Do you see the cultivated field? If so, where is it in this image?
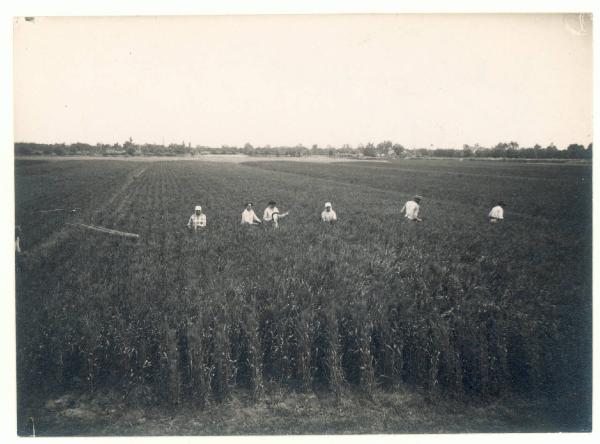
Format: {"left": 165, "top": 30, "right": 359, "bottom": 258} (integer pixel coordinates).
{"left": 14, "top": 158, "right": 592, "bottom": 434}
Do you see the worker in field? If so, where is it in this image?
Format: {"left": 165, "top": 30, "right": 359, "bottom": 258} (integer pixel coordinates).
{"left": 241, "top": 202, "right": 262, "bottom": 225}
{"left": 15, "top": 225, "right": 22, "bottom": 254}
{"left": 263, "top": 201, "right": 289, "bottom": 228}
{"left": 321, "top": 202, "right": 337, "bottom": 224}
{"left": 401, "top": 195, "right": 423, "bottom": 222}
{"left": 488, "top": 201, "right": 506, "bottom": 223}
{"left": 187, "top": 205, "right": 207, "bottom": 230}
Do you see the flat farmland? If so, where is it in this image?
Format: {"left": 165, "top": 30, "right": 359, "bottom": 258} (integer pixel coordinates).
{"left": 14, "top": 158, "right": 592, "bottom": 434}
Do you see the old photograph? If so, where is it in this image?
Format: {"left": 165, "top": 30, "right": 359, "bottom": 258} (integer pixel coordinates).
{"left": 12, "top": 12, "right": 593, "bottom": 436}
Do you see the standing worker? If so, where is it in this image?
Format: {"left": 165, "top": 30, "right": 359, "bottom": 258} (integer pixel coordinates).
{"left": 401, "top": 195, "right": 423, "bottom": 222}
{"left": 241, "top": 202, "right": 262, "bottom": 225}
{"left": 488, "top": 201, "right": 506, "bottom": 223}
{"left": 15, "top": 225, "right": 22, "bottom": 254}
{"left": 263, "top": 201, "right": 289, "bottom": 228}
{"left": 321, "top": 202, "right": 337, "bottom": 224}
{"left": 187, "top": 205, "right": 207, "bottom": 230}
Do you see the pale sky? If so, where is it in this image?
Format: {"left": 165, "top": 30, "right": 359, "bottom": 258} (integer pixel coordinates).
{"left": 13, "top": 14, "right": 593, "bottom": 149}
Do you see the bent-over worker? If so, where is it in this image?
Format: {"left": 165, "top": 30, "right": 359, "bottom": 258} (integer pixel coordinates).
{"left": 489, "top": 201, "right": 506, "bottom": 223}
{"left": 401, "top": 195, "right": 423, "bottom": 222}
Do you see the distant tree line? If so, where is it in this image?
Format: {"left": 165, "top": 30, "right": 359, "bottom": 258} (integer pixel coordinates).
{"left": 14, "top": 139, "right": 592, "bottom": 159}
{"left": 457, "top": 142, "right": 592, "bottom": 160}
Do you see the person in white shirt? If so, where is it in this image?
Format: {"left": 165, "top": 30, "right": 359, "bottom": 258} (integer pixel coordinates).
{"left": 241, "top": 202, "right": 262, "bottom": 225}
{"left": 321, "top": 202, "right": 337, "bottom": 224}
{"left": 401, "top": 195, "right": 423, "bottom": 222}
{"left": 187, "top": 205, "right": 206, "bottom": 230}
{"left": 263, "top": 201, "right": 289, "bottom": 228}
{"left": 489, "top": 201, "right": 505, "bottom": 223}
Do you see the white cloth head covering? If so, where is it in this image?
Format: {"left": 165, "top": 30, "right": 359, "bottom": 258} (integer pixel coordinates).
{"left": 324, "top": 202, "right": 332, "bottom": 208}
{"left": 195, "top": 205, "right": 202, "bottom": 211}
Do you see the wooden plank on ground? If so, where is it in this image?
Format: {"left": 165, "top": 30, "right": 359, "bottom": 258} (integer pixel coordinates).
{"left": 66, "top": 222, "right": 140, "bottom": 239}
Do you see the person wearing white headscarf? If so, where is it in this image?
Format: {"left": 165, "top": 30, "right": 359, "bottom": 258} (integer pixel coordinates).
{"left": 489, "top": 201, "right": 506, "bottom": 223}
{"left": 321, "top": 202, "right": 337, "bottom": 223}
{"left": 401, "top": 195, "right": 423, "bottom": 222}
{"left": 187, "top": 205, "right": 206, "bottom": 230}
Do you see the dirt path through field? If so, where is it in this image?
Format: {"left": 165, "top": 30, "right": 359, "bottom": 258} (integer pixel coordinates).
{"left": 104, "top": 166, "right": 147, "bottom": 210}
{"left": 25, "top": 165, "right": 148, "bottom": 258}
